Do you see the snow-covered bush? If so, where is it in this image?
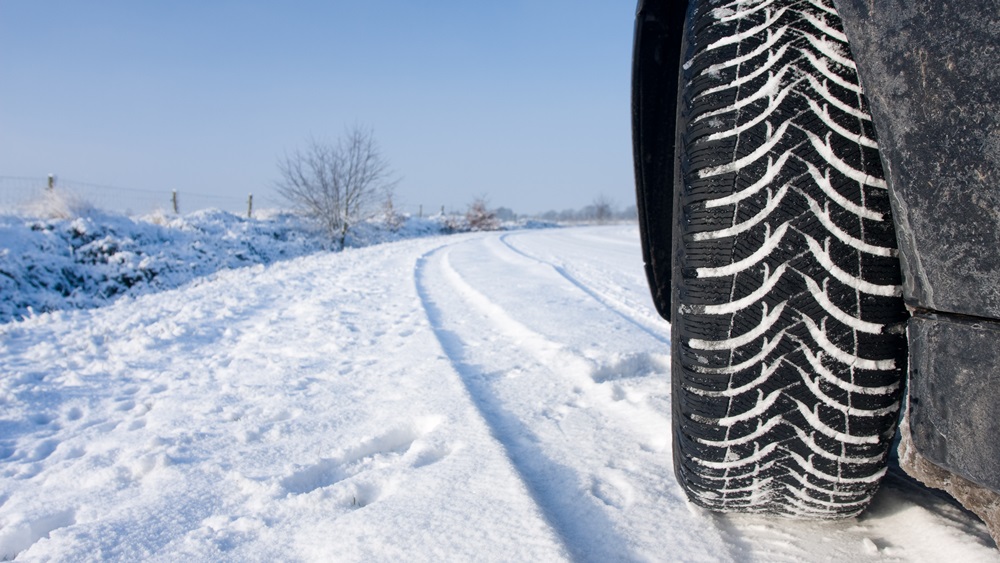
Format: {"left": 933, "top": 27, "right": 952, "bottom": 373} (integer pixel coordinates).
{"left": 22, "top": 189, "right": 96, "bottom": 220}
{"left": 381, "top": 193, "right": 406, "bottom": 232}
{"left": 465, "top": 197, "right": 500, "bottom": 231}
{"left": 0, "top": 209, "right": 325, "bottom": 323}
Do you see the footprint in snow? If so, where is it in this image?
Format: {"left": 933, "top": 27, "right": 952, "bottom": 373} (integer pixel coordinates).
{"left": 278, "top": 417, "right": 450, "bottom": 506}
{"left": 28, "top": 413, "right": 55, "bottom": 426}
{"left": 590, "top": 468, "right": 636, "bottom": 510}
{"left": 115, "top": 400, "right": 136, "bottom": 412}
{"left": 589, "top": 352, "right": 669, "bottom": 384}
{"left": 26, "top": 439, "right": 60, "bottom": 463}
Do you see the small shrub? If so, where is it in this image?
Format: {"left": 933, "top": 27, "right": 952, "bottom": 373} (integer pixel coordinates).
{"left": 25, "top": 190, "right": 95, "bottom": 220}
{"left": 465, "top": 197, "right": 500, "bottom": 231}
{"left": 382, "top": 193, "right": 405, "bottom": 232}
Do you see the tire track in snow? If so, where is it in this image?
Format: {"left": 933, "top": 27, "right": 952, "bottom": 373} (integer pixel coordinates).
{"left": 415, "top": 243, "right": 629, "bottom": 562}
{"left": 498, "top": 233, "right": 669, "bottom": 345}
{"left": 415, "top": 235, "right": 735, "bottom": 562}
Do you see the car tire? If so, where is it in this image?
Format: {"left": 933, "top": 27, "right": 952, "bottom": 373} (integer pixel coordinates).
{"left": 671, "top": 0, "right": 909, "bottom": 517}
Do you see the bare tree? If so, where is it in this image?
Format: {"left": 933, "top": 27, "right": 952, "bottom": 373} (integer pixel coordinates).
{"left": 275, "top": 127, "right": 397, "bottom": 247}
{"left": 592, "top": 194, "right": 614, "bottom": 224}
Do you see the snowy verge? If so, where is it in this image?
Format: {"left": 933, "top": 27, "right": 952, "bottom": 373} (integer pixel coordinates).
{"left": 0, "top": 208, "right": 322, "bottom": 323}
{"left": 0, "top": 205, "right": 545, "bottom": 324}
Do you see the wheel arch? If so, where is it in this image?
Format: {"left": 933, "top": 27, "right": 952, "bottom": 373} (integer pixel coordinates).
{"left": 631, "top": 0, "right": 688, "bottom": 319}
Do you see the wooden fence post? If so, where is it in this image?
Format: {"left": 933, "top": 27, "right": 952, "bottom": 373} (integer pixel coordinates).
{"left": 247, "top": 194, "right": 253, "bottom": 218}
{"left": 47, "top": 174, "right": 54, "bottom": 191}
{"left": 172, "top": 190, "right": 179, "bottom": 214}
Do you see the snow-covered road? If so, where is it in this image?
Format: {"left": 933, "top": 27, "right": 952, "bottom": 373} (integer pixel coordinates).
{"left": 1, "top": 226, "right": 996, "bottom": 561}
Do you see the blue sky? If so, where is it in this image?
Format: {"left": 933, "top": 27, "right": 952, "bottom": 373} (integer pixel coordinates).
{"left": 0, "top": 1, "right": 637, "bottom": 215}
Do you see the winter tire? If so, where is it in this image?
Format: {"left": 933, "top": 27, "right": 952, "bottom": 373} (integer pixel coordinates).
{"left": 636, "top": 0, "right": 910, "bottom": 517}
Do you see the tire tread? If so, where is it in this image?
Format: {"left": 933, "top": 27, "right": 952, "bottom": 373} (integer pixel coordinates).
{"left": 672, "top": 0, "right": 908, "bottom": 518}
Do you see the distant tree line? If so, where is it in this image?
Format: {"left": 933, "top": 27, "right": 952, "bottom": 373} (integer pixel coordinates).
{"left": 461, "top": 194, "right": 638, "bottom": 225}
{"left": 535, "top": 195, "right": 638, "bottom": 224}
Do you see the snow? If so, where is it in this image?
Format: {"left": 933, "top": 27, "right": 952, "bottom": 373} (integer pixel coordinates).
{"left": 0, "top": 206, "right": 461, "bottom": 324}
{"left": 1, "top": 223, "right": 997, "bottom": 561}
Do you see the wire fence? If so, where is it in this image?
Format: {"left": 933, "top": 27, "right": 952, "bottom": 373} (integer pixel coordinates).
{"left": 1, "top": 175, "right": 459, "bottom": 221}
{"left": 0, "top": 175, "right": 536, "bottom": 221}
{"left": 0, "top": 175, "right": 291, "bottom": 217}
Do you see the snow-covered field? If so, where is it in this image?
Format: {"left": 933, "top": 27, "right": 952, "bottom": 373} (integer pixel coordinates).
{"left": 1, "top": 225, "right": 997, "bottom": 561}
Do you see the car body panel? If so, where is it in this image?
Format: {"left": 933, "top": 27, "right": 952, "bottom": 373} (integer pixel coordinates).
{"left": 834, "top": 0, "right": 1000, "bottom": 319}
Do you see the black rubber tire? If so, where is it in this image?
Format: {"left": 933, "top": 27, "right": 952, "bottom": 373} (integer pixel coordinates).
{"left": 672, "top": 0, "right": 909, "bottom": 517}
